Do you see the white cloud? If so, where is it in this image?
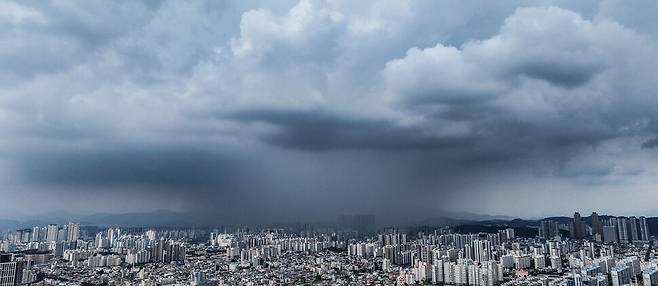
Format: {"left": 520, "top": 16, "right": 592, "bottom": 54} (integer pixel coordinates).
{"left": 0, "top": 2, "right": 47, "bottom": 25}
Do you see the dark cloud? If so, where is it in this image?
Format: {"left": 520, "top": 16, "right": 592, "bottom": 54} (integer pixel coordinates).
{"left": 10, "top": 145, "right": 239, "bottom": 189}
{"left": 1, "top": 0, "right": 658, "bottom": 220}
{"left": 225, "top": 109, "right": 477, "bottom": 150}
{"left": 511, "top": 59, "right": 604, "bottom": 88}
{"left": 642, "top": 138, "right": 658, "bottom": 149}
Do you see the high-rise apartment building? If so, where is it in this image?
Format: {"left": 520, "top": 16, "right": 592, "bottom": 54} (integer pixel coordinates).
{"left": 603, "top": 225, "right": 618, "bottom": 244}
{"left": 540, "top": 220, "right": 560, "bottom": 239}
{"left": 611, "top": 265, "right": 631, "bottom": 286}
{"left": 66, "top": 223, "right": 80, "bottom": 241}
{"left": 571, "top": 212, "right": 584, "bottom": 239}
{"left": 617, "top": 218, "right": 629, "bottom": 242}
{"left": 639, "top": 216, "right": 650, "bottom": 241}
{"left": 591, "top": 212, "right": 602, "bottom": 236}
{"left": 628, "top": 216, "right": 639, "bottom": 241}
{"left": 0, "top": 254, "right": 23, "bottom": 286}
{"left": 46, "top": 224, "right": 59, "bottom": 243}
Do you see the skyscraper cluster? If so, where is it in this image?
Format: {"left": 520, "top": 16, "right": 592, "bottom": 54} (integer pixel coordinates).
{"left": 539, "top": 220, "right": 560, "bottom": 239}
{"left": 571, "top": 212, "right": 585, "bottom": 239}
{"left": 8, "top": 223, "right": 79, "bottom": 245}
{"left": 565, "top": 212, "right": 650, "bottom": 243}
{"left": 606, "top": 216, "right": 650, "bottom": 243}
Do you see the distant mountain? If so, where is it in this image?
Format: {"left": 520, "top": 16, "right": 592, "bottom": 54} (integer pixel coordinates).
{"left": 403, "top": 211, "right": 516, "bottom": 226}
{"left": 451, "top": 224, "right": 539, "bottom": 238}
{"left": 3, "top": 210, "right": 658, "bottom": 237}
{"left": 434, "top": 211, "right": 516, "bottom": 221}
{"left": 406, "top": 217, "right": 476, "bottom": 227}
{"left": 476, "top": 218, "right": 542, "bottom": 227}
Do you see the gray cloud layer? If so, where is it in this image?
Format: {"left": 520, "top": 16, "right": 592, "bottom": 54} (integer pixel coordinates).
{"left": 1, "top": 0, "right": 658, "bottom": 222}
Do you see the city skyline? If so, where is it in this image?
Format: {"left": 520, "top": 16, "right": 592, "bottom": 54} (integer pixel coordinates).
{"left": 2, "top": 1, "right": 658, "bottom": 222}
{"left": 1, "top": 212, "right": 657, "bottom": 285}
{"left": 3, "top": 210, "right": 658, "bottom": 231}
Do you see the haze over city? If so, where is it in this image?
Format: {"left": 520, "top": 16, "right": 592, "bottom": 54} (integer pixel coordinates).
{"left": 2, "top": 0, "right": 658, "bottom": 224}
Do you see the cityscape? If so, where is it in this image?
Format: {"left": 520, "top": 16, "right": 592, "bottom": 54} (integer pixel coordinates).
{"left": 1, "top": 212, "right": 658, "bottom": 285}
{"left": 2, "top": 0, "right": 658, "bottom": 285}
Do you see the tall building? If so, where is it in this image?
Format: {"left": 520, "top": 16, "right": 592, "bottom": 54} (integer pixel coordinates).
{"left": 106, "top": 228, "right": 121, "bottom": 248}
{"left": 504, "top": 228, "right": 515, "bottom": 240}
{"left": 38, "top": 227, "right": 47, "bottom": 242}
{"left": 46, "top": 224, "right": 59, "bottom": 243}
{"left": 57, "top": 228, "right": 67, "bottom": 243}
{"left": 591, "top": 212, "right": 602, "bottom": 236}
{"left": 548, "top": 241, "right": 561, "bottom": 258}
{"left": 66, "top": 223, "right": 80, "bottom": 242}
{"left": 571, "top": 212, "right": 584, "bottom": 239}
{"left": 602, "top": 225, "right": 618, "bottom": 244}
{"left": 431, "top": 261, "right": 443, "bottom": 284}
{"left": 611, "top": 265, "right": 631, "bottom": 286}
{"left": 539, "top": 220, "right": 560, "bottom": 239}
{"left": 628, "top": 216, "right": 639, "bottom": 241}
{"left": 0, "top": 255, "right": 23, "bottom": 286}
{"left": 639, "top": 216, "right": 650, "bottom": 241}
{"left": 30, "top": 227, "right": 40, "bottom": 242}
{"left": 473, "top": 240, "right": 492, "bottom": 263}
{"left": 617, "top": 218, "right": 629, "bottom": 242}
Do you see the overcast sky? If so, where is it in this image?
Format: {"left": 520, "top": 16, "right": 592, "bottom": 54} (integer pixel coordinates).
{"left": 1, "top": 0, "right": 658, "bottom": 223}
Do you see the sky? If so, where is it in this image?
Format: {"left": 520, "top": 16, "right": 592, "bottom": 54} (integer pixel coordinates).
{"left": 1, "top": 0, "right": 658, "bottom": 223}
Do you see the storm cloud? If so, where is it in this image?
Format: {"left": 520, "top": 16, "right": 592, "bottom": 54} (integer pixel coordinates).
{"left": 1, "top": 0, "right": 658, "bottom": 222}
